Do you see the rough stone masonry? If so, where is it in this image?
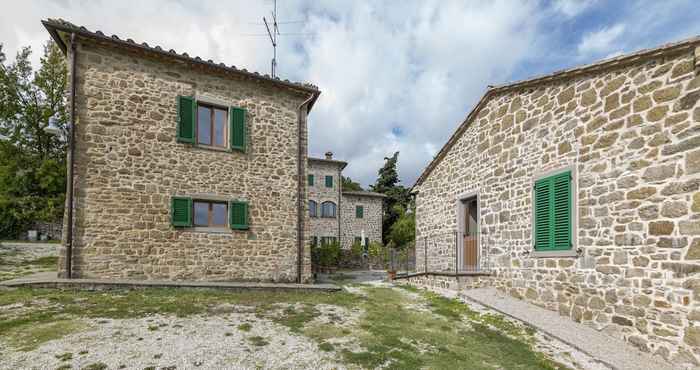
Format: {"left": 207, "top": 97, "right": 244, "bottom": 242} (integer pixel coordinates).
{"left": 47, "top": 21, "right": 317, "bottom": 283}
{"left": 412, "top": 38, "right": 700, "bottom": 366}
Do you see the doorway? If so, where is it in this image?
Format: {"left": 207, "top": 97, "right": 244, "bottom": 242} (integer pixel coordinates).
{"left": 459, "top": 195, "right": 479, "bottom": 271}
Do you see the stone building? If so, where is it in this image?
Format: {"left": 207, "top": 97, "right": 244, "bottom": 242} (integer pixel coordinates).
{"left": 44, "top": 19, "right": 319, "bottom": 283}
{"left": 409, "top": 36, "right": 700, "bottom": 366}
{"left": 307, "top": 152, "right": 384, "bottom": 250}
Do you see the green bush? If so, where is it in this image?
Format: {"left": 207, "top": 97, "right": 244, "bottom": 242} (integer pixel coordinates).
{"left": 319, "top": 240, "right": 341, "bottom": 267}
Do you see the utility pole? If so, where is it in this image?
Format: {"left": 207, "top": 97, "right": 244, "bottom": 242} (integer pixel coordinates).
{"left": 263, "top": 0, "right": 280, "bottom": 78}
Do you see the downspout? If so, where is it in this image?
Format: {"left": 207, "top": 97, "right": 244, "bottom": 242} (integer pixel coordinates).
{"left": 65, "top": 33, "right": 77, "bottom": 279}
{"left": 296, "top": 93, "right": 316, "bottom": 283}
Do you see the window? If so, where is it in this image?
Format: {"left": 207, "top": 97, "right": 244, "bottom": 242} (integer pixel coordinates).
{"left": 170, "top": 197, "right": 248, "bottom": 230}
{"left": 321, "top": 201, "right": 337, "bottom": 218}
{"left": 309, "top": 200, "right": 318, "bottom": 218}
{"left": 197, "top": 103, "right": 228, "bottom": 148}
{"left": 356, "top": 205, "right": 364, "bottom": 218}
{"left": 325, "top": 175, "right": 333, "bottom": 188}
{"left": 176, "top": 96, "right": 246, "bottom": 152}
{"left": 308, "top": 174, "right": 314, "bottom": 186}
{"left": 534, "top": 170, "right": 572, "bottom": 251}
{"left": 194, "top": 200, "right": 228, "bottom": 227}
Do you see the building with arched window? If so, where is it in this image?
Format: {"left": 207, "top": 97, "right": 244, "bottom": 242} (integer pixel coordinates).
{"left": 308, "top": 152, "right": 385, "bottom": 249}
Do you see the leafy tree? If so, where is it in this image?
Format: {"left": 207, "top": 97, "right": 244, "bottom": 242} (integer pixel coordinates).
{"left": 388, "top": 204, "right": 415, "bottom": 249}
{"left": 341, "top": 176, "right": 363, "bottom": 191}
{"left": 370, "top": 152, "right": 412, "bottom": 245}
{"left": 0, "top": 40, "right": 67, "bottom": 238}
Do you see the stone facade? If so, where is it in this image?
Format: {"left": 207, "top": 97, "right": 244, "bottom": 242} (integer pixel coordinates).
{"left": 339, "top": 192, "right": 384, "bottom": 250}
{"left": 49, "top": 22, "right": 317, "bottom": 283}
{"left": 412, "top": 39, "right": 700, "bottom": 366}
{"left": 307, "top": 156, "right": 384, "bottom": 250}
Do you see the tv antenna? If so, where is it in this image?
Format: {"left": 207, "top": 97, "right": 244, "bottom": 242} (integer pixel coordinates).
{"left": 263, "top": 0, "right": 280, "bottom": 78}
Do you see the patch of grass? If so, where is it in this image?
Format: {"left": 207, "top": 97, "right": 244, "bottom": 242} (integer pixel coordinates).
{"left": 55, "top": 365, "right": 71, "bottom": 370}
{"left": 237, "top": 323, "right": 252, "bottom": 332}
{"left": 4, "top": 320, "right": 86, "bottom": 351}
{"left": 318, "top": 342, "right": 334, "bottom": 352}
{"left": 55, "top": 352, "right": 73, "bottom": 361}
{"left": 247, "top": 335, "right": 269, "bottom": 347}
{"left": 270, "top": 305, "right": 319, "bottom": 333}
{"left": 147, "top": 324, "right": 159, "bottom": 331}
{"left": 26, "top": 256, "right": 59, "bottom": 268}
{"left": 82, "top": 363, "right": 107, "bottom": 370}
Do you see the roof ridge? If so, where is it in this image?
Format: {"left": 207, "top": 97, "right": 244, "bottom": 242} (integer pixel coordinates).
{"left": 412, "top": 33, "right": 700, "bottom": 189}
{"left": 41, "top": 18, "right": 319, "bottom": 93}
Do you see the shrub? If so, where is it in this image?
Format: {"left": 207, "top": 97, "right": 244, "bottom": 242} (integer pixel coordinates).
{"left": 319, "top": 240, "right": 341, "bottom": 267}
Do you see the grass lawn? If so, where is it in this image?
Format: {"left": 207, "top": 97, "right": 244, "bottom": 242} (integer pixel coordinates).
{"left": 0, "top": 283, "right": 571, "bottom": 369}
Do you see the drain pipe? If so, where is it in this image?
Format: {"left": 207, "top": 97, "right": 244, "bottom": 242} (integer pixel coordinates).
{"left": 296, "top": 92, "right": 317, "bottom": 283}
{"left": 64, "top": 33, "right": 77, "bottom": 279}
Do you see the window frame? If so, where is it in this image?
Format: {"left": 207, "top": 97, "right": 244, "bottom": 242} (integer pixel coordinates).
{"left": 309, "top": 200, "right": 318, "bottom": 218}
{"left": 320, "top": 201, "right": 337, "bottom": 218}
{"left": 531, "top": 165, "right": 578, "bottom": 258}
{"left": 196, "top": 102, "right": 228, "bottom": 149}
{"left": 325, "top": 175, "right": 333, "bottom": 188}
{"left": 193, "top": 200, "right": 228, "bottom": 228}
{"left": 308, "top": 174, "right": 314, "bottom": 186}
{"left": 356, "top": 205, "right": 364, "bottom": 218}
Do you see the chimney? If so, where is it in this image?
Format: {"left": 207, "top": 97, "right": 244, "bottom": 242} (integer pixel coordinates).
{"left": 325, "top": 151, "right": 333, "bottom": 160}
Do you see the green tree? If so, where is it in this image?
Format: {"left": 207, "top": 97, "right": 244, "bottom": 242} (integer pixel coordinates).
{"left": 370, "top": 152, "right": 412, "bottom": 244}
{"left": 388, "top": 204, "right": 415, "bottom": 249}
{"left": 0, "top": 40, "right": 67, "bottom": 238}
{"left": 341, "top": 176, "right": 363, "bottom": 191}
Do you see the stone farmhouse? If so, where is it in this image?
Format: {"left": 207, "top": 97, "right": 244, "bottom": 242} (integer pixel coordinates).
{"left": 43, "top": 19, "right": 321, "bottom": 283}
{"left": 408, "top": 36, "right": 700, "bottom": 365}
{"left": 307, "top": 152, "right": 385, "bottom": 250}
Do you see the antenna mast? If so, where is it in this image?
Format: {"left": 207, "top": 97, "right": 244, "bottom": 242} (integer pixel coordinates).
{"left": 263, "top": 0, "right": 280, "bottom": 77}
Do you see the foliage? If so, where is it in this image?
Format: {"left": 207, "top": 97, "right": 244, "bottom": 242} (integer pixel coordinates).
{"left": 341, "top": 176, "right": 363, "bottom": 191}
{"left": 318, "top": 240, "right": 341, "bottom": 267}
{"left": 387, "top": 203, "right": 415, "bottom": 249}
{"left": 0, "top": 40, "right": 67, "bottom": 238}
{"left": 370, "top": 152, "right": 412, "bottom": 244}
{"left": 350, "top": 241, "right": 364, "bottom": 259}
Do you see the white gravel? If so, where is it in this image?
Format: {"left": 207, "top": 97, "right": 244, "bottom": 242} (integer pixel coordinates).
{"left": 0, "top": 312, "right": 347, "bottom": 370}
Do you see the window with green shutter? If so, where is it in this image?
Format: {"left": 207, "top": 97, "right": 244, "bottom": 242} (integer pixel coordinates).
{"left": 171, "top": 196, "right": 192, "bottom": 227}
{"left": 308, "top": 174, "right": 314, "bottom": 186}
{"left": 534, "top": 170, "right": 572, "bottom": 251}
{"left": 230, "top": 107, "right": 246, "bottom": 151}
{"left": 229, "top": 200, "right": 249, "bottom": 230}
{"left": 356, "top": 205, "right": 364, "bottom": 218}
{"left": 177, "top": 96, "right": 196, "bottom": 143}
{"left": 325, "top": 175, "right": 333, "bottom": 188}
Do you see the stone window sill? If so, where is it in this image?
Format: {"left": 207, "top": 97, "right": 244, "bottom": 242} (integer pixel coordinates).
{"left": 187, "top": 143, "right": 245, "bottom": 155}
{"left": 188, "top": 227, "right": 232, "bottom": 234}
{"left": 530, "top": 249, "right": 579, "bottom": 258}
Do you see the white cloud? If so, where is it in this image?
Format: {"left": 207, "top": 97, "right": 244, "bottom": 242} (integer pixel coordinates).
{"left": 552, "top": 0, "right": 598, "bottom": 18}
{"left": 577, "top": 23, "right": 626, "bottom": 56}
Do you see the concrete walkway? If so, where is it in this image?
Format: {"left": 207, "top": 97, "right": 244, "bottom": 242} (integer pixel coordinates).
{"left": 460, "top": 288, "right": 679, "bottom": 370}
{"left": 0, "top": 272, "right": 341, "bottom": 292}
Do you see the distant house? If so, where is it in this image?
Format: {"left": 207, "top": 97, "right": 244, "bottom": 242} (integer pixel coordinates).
{"left": 410, "top": 36, "right": 700, "bottom": 365}
{"left": 307, "top": 152, "right": 385, "bottom": 250}
{"left": 43, "top": 19, "right": 320, "bottom": 283}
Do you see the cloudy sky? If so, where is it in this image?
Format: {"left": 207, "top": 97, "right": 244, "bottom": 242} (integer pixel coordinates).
{"left": 2, "top": 0, "right": 700, "bottom": 187}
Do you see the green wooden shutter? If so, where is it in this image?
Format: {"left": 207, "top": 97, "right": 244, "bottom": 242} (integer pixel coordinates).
{"left": 171, "top": 196, "right": 192, "bottom": 227}
{"left": 308, "top": 174, "right": 314, "bottom": 186}
{"left": 176, "top": 96, "right": 196, "bottom": 143}
{"left": 534, "top": 171, "right": 572, "bottom": 250}
{"left": 325, "top": 175, "right": 333, "bottom": 188}
{"left": 534, "top": 177, "right": 552, "bottom": 250}
{"left": 230, "top": 107, "right": 246, "bottom": 151}
{"left": 552, "top": 171, "right": 572, "bottom": 250}
{"left": 229, "top": 200, "right": 249, "bottom": 230}
{"left": 356, "top": 205, "right": 364, "bottom": 218}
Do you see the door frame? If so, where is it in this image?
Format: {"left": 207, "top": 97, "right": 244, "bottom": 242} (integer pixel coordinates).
{"left": 456, "top": 190, "right": 479, "bottom": 271}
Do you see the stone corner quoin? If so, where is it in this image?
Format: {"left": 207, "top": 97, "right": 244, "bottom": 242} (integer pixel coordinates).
{"left": 412, "top": 41, "right": 700, "bottom": 365}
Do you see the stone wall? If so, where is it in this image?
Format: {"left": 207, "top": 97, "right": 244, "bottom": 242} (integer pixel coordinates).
{"left": 414, "top": 45, "right": 700, "bottom": 365}
{"left": 339, "top": 193, "right": 383, "bottom": 249}
{"left": 62, "top": 37, "right": 313, "bottom": 283}
{"left": 308, "top": 160, "right": 341, "bottom": 242}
